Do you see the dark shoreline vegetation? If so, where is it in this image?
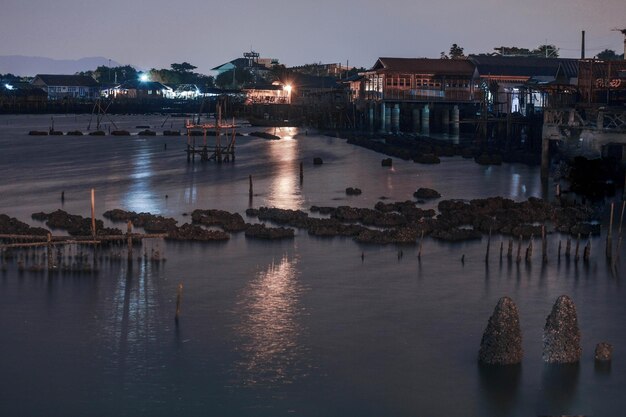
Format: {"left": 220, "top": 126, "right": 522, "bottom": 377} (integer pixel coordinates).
{"left": 0, "top": 195, "right": 600, "bottom": 246}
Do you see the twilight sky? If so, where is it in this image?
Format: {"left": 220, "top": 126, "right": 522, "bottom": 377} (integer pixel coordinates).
{"left": 1, "top": 0, "right": 624, "bottom": 73}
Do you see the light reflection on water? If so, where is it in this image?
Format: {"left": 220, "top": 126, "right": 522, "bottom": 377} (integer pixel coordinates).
{"left": 233, "top": 253, "right": 308, "bottom": 386}
{"left": 266, "top": 134, "right": 305, "bottom": 210}
{"left": 123, "top": 146, "right": 159, "bottom": 213}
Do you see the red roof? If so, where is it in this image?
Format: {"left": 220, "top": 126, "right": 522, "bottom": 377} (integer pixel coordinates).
{"left": 371, "top": 58, "right": 476, "bottom": 76}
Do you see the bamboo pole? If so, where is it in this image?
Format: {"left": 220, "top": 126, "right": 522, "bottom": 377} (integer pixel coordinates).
{"left": 175, "top": 283, "right": 183, "bottom": 323}
{"left": 91, "top": 188, "right": 96, "bottom": 238}
{"left": 249, "top": 175, "right": 253, "bottom": 198}
{"left": 607, "top": 202, "right": 614, "bottom": 259}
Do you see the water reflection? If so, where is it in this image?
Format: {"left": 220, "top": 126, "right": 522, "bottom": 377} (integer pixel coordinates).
{"left": 266, "top": 134, "right": 304, "bottom": 210}
{"left": 234, "top": 253, "right": 307, "bottom": 386}
{"left": 123, "top": 145, "right": 159, "bottom": 213}
{"left": 478, "top": 363, "right": 522, "bottom": 416}
{"left": 537, "top": 363, "right": 581, "bottom": 415}
{"left": 105, "top": 257, "right": 160, "bottom": 377}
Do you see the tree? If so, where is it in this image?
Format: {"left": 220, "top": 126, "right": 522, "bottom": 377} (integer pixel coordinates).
{"left": 449, "top": 44, "right": 465, "bottom": 59}
{"left": 533, "top": 44, "right": 559, "bottom": 58}
{"left": 596, "top": 49, "right": 621, "bottom": 60}
{"left": 440, "top": 51, "right": 449, "bottom": 59}
{"left": 170, "top": 62, "right": 197, "bottom": 74}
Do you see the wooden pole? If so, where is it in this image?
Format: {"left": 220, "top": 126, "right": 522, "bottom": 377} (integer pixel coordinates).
{"left": 542, "top": 225, "right": 547, "bottom": 264}
{"left": 418, "top": 230, "right": 424, "bottom": 259}
{"left": 499, "top": 240, "right": 503, "bottom": 261}
{"left": 607, "top": 202, "right": 614, "bottom": 259}
{"left": 525, "top": 234, "right": 533, "bottom": 262}
{"left": 584, "top": 235, "right": 591, "bottom": 262}
{"left": 249, "top": 175, "right": 253, "bottom": 198}
{"left": 47, "top": 233, "right": 53, "bottom": 271}
{"left": 565, "top": 237, "right": 571, "bottom": 258}
{"left": 558, "top": 240, "right": 562, "bottom": 261}
{"left": 575, "top": 234, "right": 581, "bottom": 261}
{"left": 91, "top": 188, "right": 96, "bottom": 238}
{"left": 615, "top": 201, "right": 625, "bottom": 263}
{"left": 175, "top": 283, "right": 183, "bottom": 323}
{"left": 507, "top": 239, "right": 513, "bottom": 259}
{"left": 299, "top": 162, "right": 304, "bottom": 184}
{"left": 516, "top": 235, "right": 522, "bottom": 263}
{"left": 127, "top": 220, "right": 133, "bottom": 260}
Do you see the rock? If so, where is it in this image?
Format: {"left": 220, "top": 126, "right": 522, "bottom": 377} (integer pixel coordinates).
{"left": 249, "top": 131, "right": 280, "bottom": 140}
{"left": 381, "top": 158, "right": 392, "bottom": 167}
{"left": 138, "top": 130, "right": 156, "bottom": 136}
{"left": 244, "top": 223, "right": 294, "bottom": 239}
{"left": 0, "top": 214, "right": 49, "bottom": 235}
{"left": 594, "top": 342, "right": 613, "bottom": 361}
{"left": 111, "top": 130, "right": 130, "bottom": 136}
{"left": 162, "top": 130, "right": 181, "bottom": 136}
{"left": 478, "top": 297, "right": 523, "bottom": 365}
{"left": 542, "top": 295, "right": 582, "bottom": 363}
{"left": 313, "top": 157, "right": 323, "bottom": 165}
{"left": 345, "top": 187, "right": 362, "bottom": 196}
{"left": 28, "top": 131, "right": 48, "bottom": 136}
{"left": 49, "top": 130, "right": 63, "bottom": 135}
{"left": 413, "top": 187, "right": 441, "bottom": 199}
{"left": 191, "top": 209, "right": 247, "bottom": 232}
{"left": 102, "top": 209, "right": 177, "bottom": 233}
{"left": 89, "top": 131, "right": 106, "bottom": 136}
{"left": 413, "top": 153, "right": 440, "bottom": 164}
{"left": 166, "top": 223, "right": 229, "bottom": 241}
{"left": 66, "top": 130, "right": 83, "bottom": 136}
{"left": 32, "top": 209, "right": 121, "bottom": 236}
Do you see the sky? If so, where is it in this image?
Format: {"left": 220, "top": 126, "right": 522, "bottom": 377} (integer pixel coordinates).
{"left": 1, "top": 0, "right": 624, "bottom": 74}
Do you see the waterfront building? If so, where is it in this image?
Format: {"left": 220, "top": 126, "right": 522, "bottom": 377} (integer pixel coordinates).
{"left": 31, "top": 74, "right": 100, "bottom": 100}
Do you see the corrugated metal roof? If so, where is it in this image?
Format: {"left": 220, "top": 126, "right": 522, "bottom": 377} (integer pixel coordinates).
{"left": 371, "top": 58, "right": 476, "bottom": 76}
{"left": 469, "top": 56, "right": 579, "bottom": 78}
{"left": 34, "top": 74, "right": 99, "bottom": 87}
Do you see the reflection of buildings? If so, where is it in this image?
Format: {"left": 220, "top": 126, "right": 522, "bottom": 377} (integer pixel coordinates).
{"left": 235, "top": 254, "right": 306, "bottom": 384}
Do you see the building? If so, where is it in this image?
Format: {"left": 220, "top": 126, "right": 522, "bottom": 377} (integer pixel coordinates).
{"left": 469, "top": 56, "right": 579, "bottom": 114}
{"left": 360, "top": 58, "right": 480, "bottom": 103}
{"left": 107, "top": 80, "right": 173, "bottom": 99}
{"left": 242, "top": 83, "right": 289, "bottom": 104}
{"left": 577, "top": 59, "right": 626, "bottom": 105}
{"left": 31, "top": 74, "right": 100, "bottom": 100}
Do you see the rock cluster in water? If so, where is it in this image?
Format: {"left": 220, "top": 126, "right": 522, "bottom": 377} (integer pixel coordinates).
{"left": 32, "top": 210, "right": 121, "bottom": 236}
{"left": 0, "top": 214, "right": 49, "bottom": 235}
{"left": 478, "top": 297, "right": 523, "bottom": 365}
{"left": 595, "top": 342, "right": 613, "bottom": 361}
{"left": 542, "top": 295, "right": 582, "bottom": 363}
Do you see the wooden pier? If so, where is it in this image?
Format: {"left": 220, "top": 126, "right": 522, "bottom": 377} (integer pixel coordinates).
{"left": 185, "top": 107, "right": 237, "bottom": 163}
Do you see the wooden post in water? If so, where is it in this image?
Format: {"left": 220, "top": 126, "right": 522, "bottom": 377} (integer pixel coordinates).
{"left": 583, "top": 235, "right": 591, "bottom": 262}
{"left": 507, "top": 239, "right": 513, "bottom": 259}
{"left": 300, "top": 162, "right": 304, "bottom": 184}
{"left": 616, "top": 201, "right": 625, "bottom": 261}
{"left": 485, "top": 228, "right": 491, "bottom": 263}
{"left": 499, "top": 240, "right": 503, "bottom": 261}
{"left": 606, "top": 202, "right": 614, "bottom": 260}
{"left": 127, "top": 220, "right": 133, "bottom": 260}
{"left": 542, "top": 225, "right": 547, "bottom": 264}
{"left": 91, "top": 188, "right": 96, "bottom": 238}
{"left": 47, "top": 233, "right": 53, "bottom": 271}
{"left": 417, "top": 230, "right": 424, "bottom": 259}
{"left": 175, "top": 283, "right": 183, "bottom": 323}
{"left": 516, "top": 235, "right": 522, "bottom": 263}
{"left": 525, "top": 234, "right": 533, "bottom": 262}
{"left": 249, "top": 175, "right": 253, "bottom": 199}
{"left": 575, "top": 234, "right": 581, "bottom": 261}
{"left": 558, "top": 240, "right": 562, "bottom": 261}
{"left": 565, "top": 237, "right": 571, "bottom": 258}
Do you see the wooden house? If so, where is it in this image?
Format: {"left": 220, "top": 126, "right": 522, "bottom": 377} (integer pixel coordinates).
{"left": 360, "top": 58, "right": 481, "bottom": 103}
{"left": 31, "top": 74, "right": 100, "bottom": 100}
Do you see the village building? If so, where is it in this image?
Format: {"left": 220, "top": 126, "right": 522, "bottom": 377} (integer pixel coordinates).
{"left": 468, "top": 55, "right": 579, "bottom": 114}
{"left": 106, "top": 80, "right": 173, "bottom": 99}
{"left": 242, "top": 83, "right": 289, "bottom": 104}
{"left": 31, "top": 74, "right": 100, "bottom": 100}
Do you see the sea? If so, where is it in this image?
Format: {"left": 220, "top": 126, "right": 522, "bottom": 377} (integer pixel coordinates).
{"left": 0, "top": 113, "right": 624, "bottom": 417}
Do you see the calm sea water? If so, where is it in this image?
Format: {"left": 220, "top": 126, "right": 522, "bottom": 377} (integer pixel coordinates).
{"left": 0, "top": 114, "right": 624, "bottom": 417}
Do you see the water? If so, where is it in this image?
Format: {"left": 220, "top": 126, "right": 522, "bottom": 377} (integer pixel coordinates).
{"left": 0, "top": 114, "right": 624, "bottom": 416}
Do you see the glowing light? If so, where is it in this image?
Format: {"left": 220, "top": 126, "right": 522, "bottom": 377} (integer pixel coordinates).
{"left": 139, "top": 73, "right": 149, "bottom": 82}
{"left": 4, "top": 83, "right": 14, "bottom": 90}
{"left": 283, "top": 84, "right": 292, "bottom": 93}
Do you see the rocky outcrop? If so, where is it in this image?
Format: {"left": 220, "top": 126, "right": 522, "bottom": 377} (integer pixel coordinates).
{"left": 32, "top": 210, "right": 121, "bottom": 236}
{"left": 413, "top": 188, "right": 441, "bottom": 199}
{"left": 345, "top": 187, "right": 362, "bottom": 196}
{"left": 313, "top": 157, "right": 324, "bottom": 165}
{"left": 381, "top": 158, "right": 392, "bottom": 167}
{"left": 478, "top": 297, "right": 523, "bottom": 365}
{"left": 0, "top": 214, "right": 49, "bottom": 235}
{"left": 191, "top": 209, "right": 247, "bottom": 232}
{"left": 166, "top": 223, "right": 229, "bottom": 241}
{"left": 249, "top": 131, "right": 280, "bottom": 140}
{"left": 542, "top": 295, "right": 582, "bottom": 363}
{"left": 244, "top": 224, "right": 294, "bottom": 239}
{"left": 103, "top": 209, "right": 177, "bottom": 233}
{"left": 595, "top": 342, "right": 613, "bottom": 361}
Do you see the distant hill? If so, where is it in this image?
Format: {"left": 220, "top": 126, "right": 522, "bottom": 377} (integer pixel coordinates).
{"left": 0, "top": 55, "right": 123, "bottom": 77}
